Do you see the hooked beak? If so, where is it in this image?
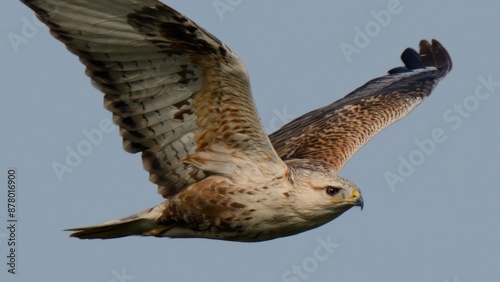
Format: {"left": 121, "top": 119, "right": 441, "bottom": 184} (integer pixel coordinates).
{"left": 331, "top": 190, "right": 364, "bottom": 210}
{"left": 354, "top": 192, "right": 364, "bottom": 211}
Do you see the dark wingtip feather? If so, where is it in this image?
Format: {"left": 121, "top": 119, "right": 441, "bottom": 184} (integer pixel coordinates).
{"left": 389, "top": 39, "right": 452, "bottom": 75}
{"left": 418, "top": 40, "right": 434, "bottom": 67}
{"left": 419, "top": 39, "right": 452, "bottom": 73}
{"left": 400, "top": 48, "right": 425, "bottom": 70}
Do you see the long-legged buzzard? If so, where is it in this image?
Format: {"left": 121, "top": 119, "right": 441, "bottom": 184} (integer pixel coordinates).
{"left": 21, "top": 0, "right": 452, "bottom": 241}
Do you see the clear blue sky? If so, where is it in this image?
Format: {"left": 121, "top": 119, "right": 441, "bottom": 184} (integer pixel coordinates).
{"left": 2, "top": 1, "right": 500, "bottom": 281}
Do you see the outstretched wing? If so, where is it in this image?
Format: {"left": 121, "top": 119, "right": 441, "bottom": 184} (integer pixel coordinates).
{"left": 22, "top": 0, "right": 285, "bottom": 197}
{"left": 269, "top": 39, "right": 452, "bottom": 173}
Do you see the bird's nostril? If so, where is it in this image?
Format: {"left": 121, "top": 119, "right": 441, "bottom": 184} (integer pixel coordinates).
{"left": 351, "top": 190, "right": 360, "bottom": 198}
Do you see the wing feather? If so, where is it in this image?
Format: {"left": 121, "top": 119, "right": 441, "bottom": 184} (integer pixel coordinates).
{"left": 22, "top": 0, "right": 285, "bottom": 197}
{"left": 270, "top": 39, "right": 452, "bottom": 173}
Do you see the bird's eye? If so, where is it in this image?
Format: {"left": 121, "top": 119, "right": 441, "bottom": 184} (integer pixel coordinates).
{"left": 326, "top": 186, "right": 341, "bottom": 196}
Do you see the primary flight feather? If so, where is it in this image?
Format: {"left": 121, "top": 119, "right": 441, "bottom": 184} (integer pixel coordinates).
{"left": 21, "top": 0, "right": 451, "bottom": 241}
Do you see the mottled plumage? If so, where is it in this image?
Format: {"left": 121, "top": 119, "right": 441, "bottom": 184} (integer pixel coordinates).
{"left": 21, "top": 0, "right": 451, "bottom": 242}
{"left": 271, "top": 42, "right": 452, "bottom": 172}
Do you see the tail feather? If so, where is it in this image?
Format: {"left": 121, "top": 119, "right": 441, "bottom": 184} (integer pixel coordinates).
{"left": 65, "top": 204, "right": 169, "bottom": 239}
{"left": 65, "top": 218, "right": 161, "bottom": 239}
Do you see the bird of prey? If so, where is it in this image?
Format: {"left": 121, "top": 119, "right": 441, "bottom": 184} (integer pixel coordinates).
{"left": 21, "top": 0, "right": 452, "bottom": 242}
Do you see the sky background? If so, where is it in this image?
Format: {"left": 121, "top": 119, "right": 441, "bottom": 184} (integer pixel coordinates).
{"left": 2, "top": 1, "right": 500, "bottom": 281}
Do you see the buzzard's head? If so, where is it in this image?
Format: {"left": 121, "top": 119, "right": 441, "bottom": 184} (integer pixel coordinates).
{"left": 286, "top": 159, "right": 363, "bottom": 221}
